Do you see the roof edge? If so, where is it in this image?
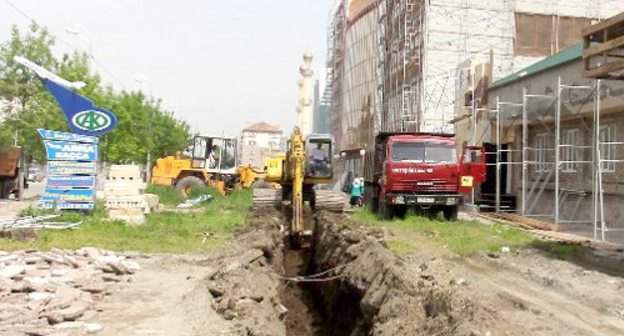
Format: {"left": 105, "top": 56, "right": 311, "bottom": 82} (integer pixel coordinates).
{"left": 489, "top": 43, "right": 583, "bottom": 90}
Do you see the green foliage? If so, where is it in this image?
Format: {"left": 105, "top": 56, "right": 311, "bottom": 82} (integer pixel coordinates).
{"left": 353, "top": 208, "right": 536, "bottom": 256}
{"left": 145, "top": 184, "right": 186, "bottom": 206}
{"left": 1, "top": 189, "right": 253, "bottom": 253}
{"left": 0, "top": 23, "right": 190, "bottom": 163}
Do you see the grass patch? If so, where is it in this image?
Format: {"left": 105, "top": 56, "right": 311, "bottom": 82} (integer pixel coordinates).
{"left": 532, "top": 241, "right": 587, "bottom": 259}
{"left": 353, "top": 208, "right": 535, "bottom": 256}
{"left": 145, "top": 184, "right": 185, "bottom": 206}
{"left": 0, "top": 187, "right": 251, "bottom": 253}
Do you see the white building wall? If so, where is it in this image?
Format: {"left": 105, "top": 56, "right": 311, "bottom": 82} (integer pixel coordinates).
{"left": 419, "top": 0, "right": 624, "bottom": 133}
{"left": 340, "top": 6, "right": 379, "bottom": 151}
{"left": 240, "top": 131, "right": 283, "bottom": 168}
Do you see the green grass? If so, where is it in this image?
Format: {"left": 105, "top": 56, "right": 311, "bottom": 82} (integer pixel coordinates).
{"left": 145, "top": 184, "right": 186, "bottom": 206}
{"left": 353, "top": 208, "right": 536, "bottom": 256}
{"left": 0, "top": 187, "right": 252, "bottom": 253}
{"left": 532, "top": 241, "right": 587, "bottom": 259}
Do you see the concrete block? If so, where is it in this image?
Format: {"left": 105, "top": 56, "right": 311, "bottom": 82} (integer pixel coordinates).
{"left": 103, "top": 185, "right": 143, "bottom": 197}
{"left": 108, "top": 208, "right": 145, "bottom": 225}
{"left": 107, "top": 164, "right": 142, "bottom": 181}
{"left": 105, "top": 196, "right": 148, "bottom": 209}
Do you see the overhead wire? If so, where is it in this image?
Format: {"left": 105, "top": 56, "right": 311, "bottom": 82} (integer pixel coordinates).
{"left": 2, "top": 0, "right": 127, "bottom": 90}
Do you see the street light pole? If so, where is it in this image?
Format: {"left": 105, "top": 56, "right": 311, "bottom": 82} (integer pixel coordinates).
{"left": 134, "top": 75, "right": 152, "bottom": 183}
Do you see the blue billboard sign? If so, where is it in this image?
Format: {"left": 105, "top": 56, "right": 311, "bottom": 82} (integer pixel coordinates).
{"left": 41, "top": 187, "right": 95, "bottom": 203}
{"left": 47, "top": 161, "right": 97, "bottom": 175}
{"left": 44, "top": 141, "right": 98, "bottom": 161}
{"left": 38, "top": 129, "right": 99, "bottom": 144}
{"left": 44, "top": 79, "right": 117, "bottom": 136}
{"left": 47, "top": 175, "right": 96, "bottom": 189}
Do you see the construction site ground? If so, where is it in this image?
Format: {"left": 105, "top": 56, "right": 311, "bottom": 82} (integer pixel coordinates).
{"left": 74, "top": 207, "right": 624, "bottom": 336}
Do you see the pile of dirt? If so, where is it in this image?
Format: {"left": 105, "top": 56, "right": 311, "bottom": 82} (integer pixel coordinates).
{"left": 199, "top": 206, "right": 288, "bottom": 336}
{"left": 310, "top": 211, "right": 477, "bottom": 336}
{"left": 203, "top": 206, "right": 484, "bottom": 336}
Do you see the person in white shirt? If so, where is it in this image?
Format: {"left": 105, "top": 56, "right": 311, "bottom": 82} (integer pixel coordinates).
{"left": 309, "top": 143, "right": 328, "bottom": 176}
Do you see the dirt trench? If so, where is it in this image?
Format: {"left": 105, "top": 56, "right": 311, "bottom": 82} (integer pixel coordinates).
{"left": 202, "top": 206, "right": 481, "bottom": 336}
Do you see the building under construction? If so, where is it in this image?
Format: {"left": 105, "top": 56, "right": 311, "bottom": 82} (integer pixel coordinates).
{"left": 328, "top": 0, "right": 624, "bottom": 179}
{"left": 460, "top": 11, "right": 624, "bottom": 245}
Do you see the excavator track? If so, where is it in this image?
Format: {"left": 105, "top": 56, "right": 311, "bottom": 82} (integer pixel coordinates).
{"left": 313, "top": 189, "right": 345, "bottom": 212}
{"left": 253, "top": 188, "right": 345, "bottom": 212}
{"left": 252, "top": 188, "right": 283, "bottom": 207}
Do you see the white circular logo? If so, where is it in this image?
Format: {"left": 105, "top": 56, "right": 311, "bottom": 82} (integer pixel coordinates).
{"left": 72, "top": 110, "right": 112, "bottom": 132}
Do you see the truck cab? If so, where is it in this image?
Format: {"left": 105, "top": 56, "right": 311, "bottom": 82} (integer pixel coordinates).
{"left": 364, "top": 132, "right": 485, "bottom": 220}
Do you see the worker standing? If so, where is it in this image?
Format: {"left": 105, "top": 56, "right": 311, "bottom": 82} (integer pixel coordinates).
{"left": 349, "top": 174, "right": 364, "bottom": 207}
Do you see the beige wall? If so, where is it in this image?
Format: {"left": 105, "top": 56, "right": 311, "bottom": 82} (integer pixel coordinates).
{"left": 487, "top": 59, "right": 624, "bottom": 229}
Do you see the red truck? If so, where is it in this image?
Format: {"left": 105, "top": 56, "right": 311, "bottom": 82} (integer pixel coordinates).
{"left": 364, "top": 132, "right": 485, "bottom": 220}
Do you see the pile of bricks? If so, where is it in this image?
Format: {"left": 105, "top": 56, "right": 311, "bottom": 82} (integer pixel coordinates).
{"left": 0, "top": 247, "right": 141, "bottom": 335}
{"left": 103, "top": 165, "right": 158, "bottom": 224}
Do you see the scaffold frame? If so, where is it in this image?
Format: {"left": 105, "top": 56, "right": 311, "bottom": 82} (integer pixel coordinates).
{"left": 487, "top": 77, "right": 623, "bottom": 243}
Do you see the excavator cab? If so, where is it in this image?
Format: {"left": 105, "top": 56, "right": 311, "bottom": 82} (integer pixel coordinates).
{"left": 190, "top": 135, "right": 238, "bottom": 175}
{"left": 305, "top": 134, "right": 333, "bottom": 182}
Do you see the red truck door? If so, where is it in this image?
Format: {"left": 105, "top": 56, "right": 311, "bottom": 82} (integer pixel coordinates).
{"left": 458, "top": 146, "right": 486, "bottom": 194}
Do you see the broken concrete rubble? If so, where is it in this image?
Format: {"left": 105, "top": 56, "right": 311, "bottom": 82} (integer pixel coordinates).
{"left": 0, "top": 247, "right": 139, "bottom": 335}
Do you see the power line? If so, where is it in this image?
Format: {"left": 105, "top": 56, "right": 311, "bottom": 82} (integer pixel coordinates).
{"left": 2, "top": 0, "right": 127, "bottom": 90}
{"left": 3, "top": 0, "right": 33, "bottom": 23}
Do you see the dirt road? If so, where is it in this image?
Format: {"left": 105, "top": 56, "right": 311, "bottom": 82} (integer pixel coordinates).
{"left": 96, "top": 255, "right": 233, "bottom": 336}
{"left": 87, "top": 209, "right": 624, "bottom": 335}
{"left": 0, "top": 181, "right": 44, "bottom": 221}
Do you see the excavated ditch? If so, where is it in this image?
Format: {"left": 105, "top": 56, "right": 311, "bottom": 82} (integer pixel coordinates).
{"left": 202, "top": 206, "right": 479, "bottom": 336}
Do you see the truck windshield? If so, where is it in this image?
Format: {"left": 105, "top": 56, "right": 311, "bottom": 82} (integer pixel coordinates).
{"left": 391, "top": 142, "right": 457, "bottom": 164}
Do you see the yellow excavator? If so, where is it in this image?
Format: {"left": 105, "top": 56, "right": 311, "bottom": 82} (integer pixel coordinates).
{"left": 254, "top": 127, "right": 344, "bottom": 247}
{"left": 151, "top": 135, "right": 263, "bottom": 196}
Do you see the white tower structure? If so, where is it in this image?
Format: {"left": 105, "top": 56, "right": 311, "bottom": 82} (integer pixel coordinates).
{"left": 296, "top": 52, "right": 314, "bottom": 137}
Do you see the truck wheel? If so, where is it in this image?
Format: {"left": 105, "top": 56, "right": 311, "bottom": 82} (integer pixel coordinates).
{"left": 443, "top": 206, "right": 459, "bottom": 221}
{"left": 394, "top": 205, "right": 408, "bottom": 219}
{"left": 378, "top": 200, "right": 394, "bottom": 220}
{"left": 176, "top": 176, "right": 206, "bottom": 198}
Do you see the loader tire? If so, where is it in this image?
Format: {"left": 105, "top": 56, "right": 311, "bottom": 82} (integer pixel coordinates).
{"left": 176, "top": 176, "right": 206, "bottom": 198}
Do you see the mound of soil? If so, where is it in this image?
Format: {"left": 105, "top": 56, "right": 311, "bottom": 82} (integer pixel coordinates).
{"left": 202, "top": 207, "right": 482, "bottom": 335}
{"left": 311, "top": 211, "right": 476, "bottom": 336}
{"left": 200, "top": 206, "right": 287, "bottom": 336}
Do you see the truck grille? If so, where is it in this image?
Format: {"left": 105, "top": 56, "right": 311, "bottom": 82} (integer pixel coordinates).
{"left": 391, "top": 179, "right": 456, "bottom": 193}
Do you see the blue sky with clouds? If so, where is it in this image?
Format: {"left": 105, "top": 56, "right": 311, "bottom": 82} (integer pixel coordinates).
{"left": 0, "top": 0, "right": 337, "bottom": 135}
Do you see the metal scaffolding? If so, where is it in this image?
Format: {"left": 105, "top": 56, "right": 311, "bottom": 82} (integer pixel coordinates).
{"left": 488, "top": 77, "right": 623, "bottom": 243}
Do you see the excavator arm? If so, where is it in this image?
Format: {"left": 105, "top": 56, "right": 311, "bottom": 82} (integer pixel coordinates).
{"left": 252, "top": 127, "right": 344, "bottom": 248}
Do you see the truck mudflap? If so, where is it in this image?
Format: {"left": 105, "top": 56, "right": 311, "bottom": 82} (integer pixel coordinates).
{"left": 385, "top": 193, "right": 462, "bottom": 207}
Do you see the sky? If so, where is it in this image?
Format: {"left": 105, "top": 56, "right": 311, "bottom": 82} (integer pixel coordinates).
{"left": 0, "top": 0, "right": 337, "bottom": 135}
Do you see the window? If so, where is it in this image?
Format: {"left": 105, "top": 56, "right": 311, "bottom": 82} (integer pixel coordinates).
{"left": 562, "top": 129, "right": 580, "bottom": 172}
{"left": 599, "top": 124, "right": 617, "bottom": 173}
{"left": 535, "top": 133, "right": 549, "bottom": 172}
{"left": 515, "top": 14, "right": 592, "bottom": 56}
{"left": 390, "top": 142, "right": 457, "bottom": 164}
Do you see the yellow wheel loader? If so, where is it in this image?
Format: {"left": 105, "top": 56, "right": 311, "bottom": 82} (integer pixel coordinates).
{"left": 151, "top": 135, "right": 262, "bottom": 196}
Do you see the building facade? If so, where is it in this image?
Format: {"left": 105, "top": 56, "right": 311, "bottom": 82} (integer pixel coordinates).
{"left": 239, "top": 122, "right": 283, "bottom": 169}
{"left": 330, "top": 0, "right": 623, "bottom": 134}
{"left": 313, "top": 80, "right": 332, "bottom": 134}
{"left": 329, "top": 0, "right": 379, "bottom": 180}
{"left": 484, "top": 44, "right": 624, "bottom": 243}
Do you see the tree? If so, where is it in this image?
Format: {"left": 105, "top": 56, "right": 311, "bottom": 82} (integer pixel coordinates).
{"left": 0, "top": 23, "right": 191, "bottom": 164}
{"left": 0, "top": 23, "right": 59, "bottom": 160}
